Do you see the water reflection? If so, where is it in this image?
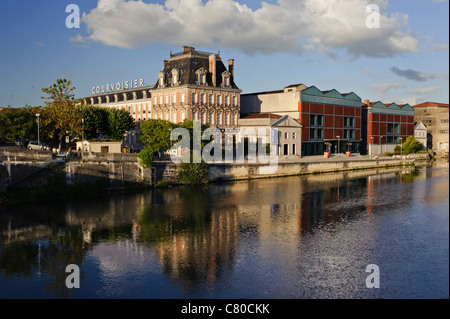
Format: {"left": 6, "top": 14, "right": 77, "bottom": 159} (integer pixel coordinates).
{"left": 0, "top": 162, "right": 448, "bottom": 298}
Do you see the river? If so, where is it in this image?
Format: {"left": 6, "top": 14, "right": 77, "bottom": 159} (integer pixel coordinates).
{"left": 0, "top": 161, "right": 448, "bottom": 299}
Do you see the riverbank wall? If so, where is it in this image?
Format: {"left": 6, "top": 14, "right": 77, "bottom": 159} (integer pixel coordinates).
{"left": 0, "top": 146, "right": 432, "bottom": 192}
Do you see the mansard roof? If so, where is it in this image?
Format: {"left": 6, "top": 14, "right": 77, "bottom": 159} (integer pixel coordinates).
{"left": 154, "top": 46, "right": 240, "bottom": 90}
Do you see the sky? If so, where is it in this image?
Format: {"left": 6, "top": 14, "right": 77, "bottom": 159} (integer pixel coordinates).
{"left": 0, "top": 0, "right": 448, "bottom": 108}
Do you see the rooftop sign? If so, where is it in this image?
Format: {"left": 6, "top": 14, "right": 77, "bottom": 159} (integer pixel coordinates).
{"left": 91, "top": 78, "right": 145, "bottom": 95}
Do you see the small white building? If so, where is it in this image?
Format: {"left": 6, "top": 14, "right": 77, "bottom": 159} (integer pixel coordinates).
{"left": 76, "top": 141, "right": 123, "bottom": 153}
{"left": 238, "top": 113, "right": 302, "bottom": 157}
{"left": 414, "top": 121, "right": 428, "bottom": 149}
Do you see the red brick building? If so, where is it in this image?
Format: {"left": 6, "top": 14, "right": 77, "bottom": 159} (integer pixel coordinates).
{"left": 361, "top": 100, "right": 415, "bottom": 156}
{"left": 240, "top": 84, "right": 362, "bottom": 156}
{"left": 298, "top": 86, "right": 362, "bottom": 155}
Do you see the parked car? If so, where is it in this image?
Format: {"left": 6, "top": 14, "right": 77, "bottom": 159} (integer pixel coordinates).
{"left": 28, "top": 140, "right": 50, "bottom": 150}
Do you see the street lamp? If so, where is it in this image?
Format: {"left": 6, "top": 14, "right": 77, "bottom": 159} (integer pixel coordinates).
{"left": 370, "top": 136, "right": 374, "bottom": 158}
{"left": 36, "top": 113, "right": 40, "bottom": 146}
{"left": 399, "top": 137, "right": 403, "bottom": 163}
{"left": 380, "top": 136, "right": 383, "bottom": 155}
{"left": 337, "top": 135, "right": 340, "bottom": 154}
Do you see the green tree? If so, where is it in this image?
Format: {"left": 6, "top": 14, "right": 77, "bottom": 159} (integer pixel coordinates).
{"left": 81, "top": 105, "right": 109, "bottom": 140}
{"left": 106, "top": 108, "right": 135, "bottom": 141}
{"left": 0, "top": 106, "right": 43, "bottom": 142}
{"left": 402, "top": 136, "right": 425, "bottom": 154}
{"left": 137, "top": 119, "right": 175, "bottom": 167}
{"left": 41, "top": 78, "right": 82, "bottom": 149}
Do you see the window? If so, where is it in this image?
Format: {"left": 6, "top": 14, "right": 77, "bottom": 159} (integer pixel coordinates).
{"left": 343, "top": 116, "right": 355, "bottom": 141}
{"left": 200, "top": 93, "right": 206, "bottom": 105}
{"left": 284, "top": 132, "right": 289, "bottom": 139}
{"left": 216, "top": 113, "right": 221, "bottom": 125}
{"left": 284, "top": 144, "right": 289, "bottom": 155}
{"left": 292, "top": 144, "right": 296, "bottom": 155}
{"left": 387, "top": 123, "right": 401, "bottom": 143}
{"left": 293, "top": 132, "right": 297, "bottom": 139}
{"left": 309, "top": 114, "right": 324, "bottom": 141}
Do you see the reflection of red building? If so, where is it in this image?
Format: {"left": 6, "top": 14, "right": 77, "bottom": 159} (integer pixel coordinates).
{"left": 362, "top": 100, "right": 415, "bottom": 156}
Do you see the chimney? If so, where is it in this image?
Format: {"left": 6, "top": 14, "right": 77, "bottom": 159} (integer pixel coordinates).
{"left": 209, "top": 54, "right": 217, "bottom": 87}
{"left": 228, "top": 59, "right": 234, "bottom": 78}
{"left": 183, "top": 46, "right": 195, "bottom": 54}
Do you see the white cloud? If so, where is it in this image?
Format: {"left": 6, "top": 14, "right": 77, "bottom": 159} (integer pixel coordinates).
{"left": 407, "top": 86, "right": 441, "bottom": 95}
{"left": 33, "top": 42, "right": 45, "bottom": 47}
{"left": 369, "top": 82, "right": 406, "bottom": 95}
{"left": 77, "top": 0, "right": 419, "bottom": 57}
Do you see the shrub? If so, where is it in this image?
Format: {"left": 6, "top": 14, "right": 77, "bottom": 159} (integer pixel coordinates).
{"left": 138, "top": 148, "right": 155, "bottom": 168}
{"left": 179, "top": 161, "right": 209, "bottom": 185}
{"left": 402, "top": 136, "right": 425, "bottom": 154}
{"left": 394, "top": 145, "right": 401, "bottom": 155}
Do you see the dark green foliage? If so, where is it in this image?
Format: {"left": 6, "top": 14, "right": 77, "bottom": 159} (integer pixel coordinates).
{"left": 0, "top": 106, "right": 43, "bottom": 142}
{"left": 179, "top": 161, "right": 209, "bottom": 185}
{"left": 137, "top": 148, "right": 156, "bottom": 168}
{"left": 81, "top": 105, "right": 109, "bottom": 139}
{"left": 107, "top": 108, "right": 135, "bottom": 141}
{"left": 402, "top": 136, "right": 425, "bottom": 154}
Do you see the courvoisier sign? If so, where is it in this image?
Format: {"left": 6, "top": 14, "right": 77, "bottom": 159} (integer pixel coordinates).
{"left": 91, "top": 78, "right": 145, "bottom": 95}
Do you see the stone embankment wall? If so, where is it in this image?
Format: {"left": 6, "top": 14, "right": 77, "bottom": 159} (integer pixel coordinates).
{"left": 0, "top": 146, "right": 430, "bottom": 192}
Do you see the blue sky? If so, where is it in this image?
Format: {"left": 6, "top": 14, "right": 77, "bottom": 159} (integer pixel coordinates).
{"left": 0, "top": 0, "right": 448, "bottom": 108}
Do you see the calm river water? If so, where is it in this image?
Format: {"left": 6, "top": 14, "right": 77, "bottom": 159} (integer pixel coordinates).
{"left": 0, "top": 161, "right": 448, "bottom": 299}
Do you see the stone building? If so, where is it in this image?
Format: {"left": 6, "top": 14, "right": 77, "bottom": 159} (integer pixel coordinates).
{"left": 414, "top": 121, "right": 428, "bottom": 149}
{"left": 83, "top": 46, "right": 241, "bottom": 148}
{"left": 238, "top": 113, "right": 302, "bottom": 157}
{"left": 411, "top": 102, "right": 449, "bottom": 154}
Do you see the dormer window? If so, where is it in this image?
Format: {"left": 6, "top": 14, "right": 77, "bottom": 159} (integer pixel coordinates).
{"left": 158, "top": 71, "right": 165, "bottom": 88}
{"left": 171, "top": 68, "right": 180, "bottom": 86}
{"left": 221, "top": 70, "right": 231, "bottom": 88}
{"left": 195, "top": 67, "right": 207, "bottom": 85}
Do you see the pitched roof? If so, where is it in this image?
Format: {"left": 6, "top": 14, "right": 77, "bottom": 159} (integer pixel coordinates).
{"left": 240, "top": 113, "right": 282, "bottom": 119}
{"left": 411, "top": 101, "right": 449, "bottom": 108}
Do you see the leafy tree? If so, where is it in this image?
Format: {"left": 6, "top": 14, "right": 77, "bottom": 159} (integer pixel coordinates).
{"left": 0, "top": 106, "right": 43, "bottom": 142}
{"left": 137, "top": 119, "right": 210, "bottom": 168}
{"left": 402, "top": 136, "right": 425, "bottom": 154}
{"left": 106, "top": 108, "right": 135, "bottom": 141}
{"left": 137, "top": 119, "right": 175, "bottom": 167}
{"left": 41, "top": 78, "right": 82, "bottom": 149}
{"left": 81, "top": 105, "right": 109, "bottom": 140}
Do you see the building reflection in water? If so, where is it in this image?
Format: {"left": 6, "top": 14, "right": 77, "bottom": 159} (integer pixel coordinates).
{"left": 136, "top": 186, "right": 239, "bottom": 290}
{"left": 1, "top": 163, "right": 444, "bottom": 297}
